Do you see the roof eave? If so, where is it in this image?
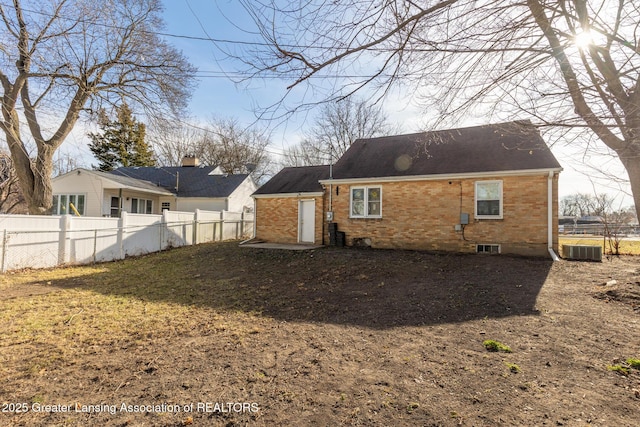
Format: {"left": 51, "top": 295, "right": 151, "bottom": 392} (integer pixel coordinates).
{"left": 102, "top": 184, "right": 175, "bottom": 196}
{"left": 57, "top": 168, "right": 175, "bottom": 195}
{"left": 319, "top": 167, "right": 563, "bottom": 185}
{"left": 253, "top": 191, "right": 324, "bottom": 199}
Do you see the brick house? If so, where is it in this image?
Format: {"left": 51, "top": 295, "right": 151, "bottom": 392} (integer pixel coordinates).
{"left": 253, "top": 121, "right": 562, "bottom": 258}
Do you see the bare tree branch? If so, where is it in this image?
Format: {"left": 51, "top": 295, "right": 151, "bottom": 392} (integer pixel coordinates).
{"left": 0, "top": 0, "right": 196, "bottom": 213}
{"left": 232, "top": 0, "right": 640, "bottom": 218}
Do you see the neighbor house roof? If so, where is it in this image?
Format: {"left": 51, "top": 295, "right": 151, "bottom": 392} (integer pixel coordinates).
{"left": 329, "top": 120, "right": 562, "bottom": 181}
{"left": 111, "top": 166, "right": 250, "bottom": 198}
{"left": 59, "top": 169, "right": 174, "bottom": 196}
{"left": 253, "top": 165, "right": 330, "bottom": 195}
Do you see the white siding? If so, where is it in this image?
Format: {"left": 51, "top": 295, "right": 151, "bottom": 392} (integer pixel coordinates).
{"left": 227, "top": 176, "right": 257, "bottom": 212}
{"left": 176, "top": 197, "right": 227, "bottom": 212}
{"left": 52, "top": 171, "right": 105, "bottom": 217}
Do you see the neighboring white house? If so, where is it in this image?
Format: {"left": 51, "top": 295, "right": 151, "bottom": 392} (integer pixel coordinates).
{"left": 52, "top": 157, "right": 257, "bottom": 217}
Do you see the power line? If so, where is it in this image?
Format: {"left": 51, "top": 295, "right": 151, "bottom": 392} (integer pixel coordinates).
{"left": 0, "top": 1, "right": 291, "bottom": 48}
{"left": 163, "top": 116, "right": 288, "bottom": 157}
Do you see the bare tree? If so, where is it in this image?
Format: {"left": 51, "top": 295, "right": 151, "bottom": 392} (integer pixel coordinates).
{"left": 561, "top": 193, "right": 604, "bottom": 217}
{"left": 147, "top": 116, "right": 274, "bottom": 182}
{"left": 53, "top": 150, "right": 87, "bottom": 177}
{"left": 147, "top": 117, "right": 206, "bottom": 167}
{"left": 235, "top": 0, "right": 640, "bottom": 218}
{"left": 0, "top": 0, "right": 195, "bottom": 214}
{"left": 199, "top": 117, "right": 274, "bottom": 183}
{"left": 282, "top": 140, "right": 325, "bottom": 168}
{"left": 282, "top": 98, "right": 396, "bottom": 167}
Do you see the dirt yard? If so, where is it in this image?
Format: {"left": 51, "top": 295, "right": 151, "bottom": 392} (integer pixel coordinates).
{"left": 1, "top": 242, "right": 639, "bottom": 426}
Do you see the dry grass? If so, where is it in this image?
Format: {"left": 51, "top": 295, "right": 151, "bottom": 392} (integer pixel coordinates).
{"left": 0, "top": 246, "right": 259, "bottom": 379}
{"left": 559, "top": 236, "right": 640, "bottom": 255}
{"left": 2, "top": 242, "right": 639, "bottom": 426}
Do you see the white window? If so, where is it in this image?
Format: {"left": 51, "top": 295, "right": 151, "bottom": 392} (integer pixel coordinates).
{"left": 52, "top": 194, "right": 85, "bottom": 215}
{"left": 161, "top": 202, "right": 171, "bottom": 211}
{"left": 477, "top": 244, "right": 500, "bottom": 254}
{"left": 131, "top": 198, "right": 152, "bottom": 214}
{"left": 110, "top": 196, "right": 121, "bottom": 217}
{"left": 475, "top": 180, "right": 503, "bottom": 219}
{"left": 350, "top": 186, "right": 382, "bottom": 218}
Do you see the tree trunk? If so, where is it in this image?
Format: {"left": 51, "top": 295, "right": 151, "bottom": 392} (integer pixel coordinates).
{"left": 3, "top": 130, "right": 55, "bottom": 215}
{"left": 30, "top": 144, "right": 55, "bottom": 215}
{"left": 619, "top": 152, "right": 640, "bottom": 222}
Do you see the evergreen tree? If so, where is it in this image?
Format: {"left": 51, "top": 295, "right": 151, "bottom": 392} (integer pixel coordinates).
{"left": 88, "top": 103, "right": 155, "bottom": 171}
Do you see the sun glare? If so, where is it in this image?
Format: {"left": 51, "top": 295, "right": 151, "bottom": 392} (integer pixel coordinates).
{"left": 574, "top": 31, "right": 594, "bottom": 49}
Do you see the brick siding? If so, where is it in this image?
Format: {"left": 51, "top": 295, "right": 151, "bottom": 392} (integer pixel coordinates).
{"left": 255, "top": 173, "right": 559, "bottom": 257}
{"left": 255, "top": 195, "right": 324, "bottom": 244}
{"left": 325, "top": 174, "right": 559, "bottom": 257}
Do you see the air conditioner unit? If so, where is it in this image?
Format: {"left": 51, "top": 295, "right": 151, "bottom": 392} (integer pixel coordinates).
{"left": 562, "top": 245, "right": 602, "bottom": 262}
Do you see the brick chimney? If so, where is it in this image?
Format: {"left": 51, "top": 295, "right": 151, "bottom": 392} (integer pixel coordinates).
{"left": 181, "top": 155, "right": 199, "bottom": 167}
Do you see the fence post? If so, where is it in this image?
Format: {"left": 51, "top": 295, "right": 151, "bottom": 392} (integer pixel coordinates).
{"left": 193, "top": 209, "right": 200, "bottom": 245}
{"left": 58, "top": 215, "right": 71, "bottom": 266}
{"left": 161, "top": 210, "right": 169, "bottom": 250}
{"left": 219, "top": 211, "right": 224, "bottom": 241}
{"left": 1, "top": 229, "right": 7, "bottom": 273}
{"left": 93, "top": 229, "right": 98, "bottom": 264}
{"left": 159, "top": 213, "right": 164, "bottom": 251}
{"left": 118, "top": 211, "right": 127, "bottom": 259}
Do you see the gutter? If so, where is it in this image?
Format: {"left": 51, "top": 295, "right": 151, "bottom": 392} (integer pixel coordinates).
{"left": 548, "top": 171, "right": 560, "bottom": 261}
{"left": 319, "top": 167, "right": 563, "bottom": 185}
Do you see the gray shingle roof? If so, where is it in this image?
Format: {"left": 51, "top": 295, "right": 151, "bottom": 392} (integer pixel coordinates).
{"left": 254, "top": 121, "right": 561, "bottom": 195}
{"left": 111, "top": 166, "right": 249, "bottom": 198}
{"left": 253, "top": 165, "right": 330, "bottom": 195}
{"left": 79, "top": 169, "right": 174, "bottom": 195}
{"left": 331, "top": 121, "right": 561, "bottom": 180}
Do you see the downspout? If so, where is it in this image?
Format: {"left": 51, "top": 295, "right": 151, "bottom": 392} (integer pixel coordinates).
{"left": 328, "top": 153, "right": 333, "bottom": 212}
{"left": 326, "top": 147, "right": 334, "bottom": 246}
{"left": 548, "top": 171, "right": 560, "bottom": 261}
{"left": 252, "top": 196, "right": 257, "bottom": 240}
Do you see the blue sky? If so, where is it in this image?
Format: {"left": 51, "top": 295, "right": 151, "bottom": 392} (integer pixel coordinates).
{"left": 59, "top": 0, "right": 632, "bottom": 206}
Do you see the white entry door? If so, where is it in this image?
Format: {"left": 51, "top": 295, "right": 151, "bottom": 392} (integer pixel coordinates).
{"left": 298, "top": 200, "right": 315, "bottom": 243}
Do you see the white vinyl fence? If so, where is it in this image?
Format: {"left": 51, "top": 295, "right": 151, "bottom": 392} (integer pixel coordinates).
{"left": 0, "top": 209, "right": 254, "bottom": 272}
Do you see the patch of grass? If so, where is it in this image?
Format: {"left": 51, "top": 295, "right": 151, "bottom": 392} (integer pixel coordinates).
{"left": 0, "top": 244, "right": 266, "bottom": 378}
{"left": 483, "top": 339, "right": 512, "bottom": 353}
{"left": 607, "top": 365, "right": 630, "bottom": 375}
{"left": 626, "top": 358, "right": 640, "bottom": 369}
{"left": 505, "top": 362, "right": 521, "bottom": 373}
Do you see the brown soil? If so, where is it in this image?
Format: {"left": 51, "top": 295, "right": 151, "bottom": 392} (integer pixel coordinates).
{"left": 2, "top": 243, "right": 640, "bottom": 426}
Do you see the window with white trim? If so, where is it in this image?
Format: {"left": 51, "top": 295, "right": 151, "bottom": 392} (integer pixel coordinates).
{"left": 350, "top": 186, "right": 382, "bottom": 218}
{"left": 52, "top": 194, "right": 85, "bottom": 215}
{"left": 477, "top": 244, "right": 500, "bottom": 254}
{"left": 131, "top": 198, "right": 153, "bottom": 214}
{"left": 110, "top": 196, "right": 121, "bottom": 217}
{"left": 475, "top": 180, "right": 502, "bottom": 219}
